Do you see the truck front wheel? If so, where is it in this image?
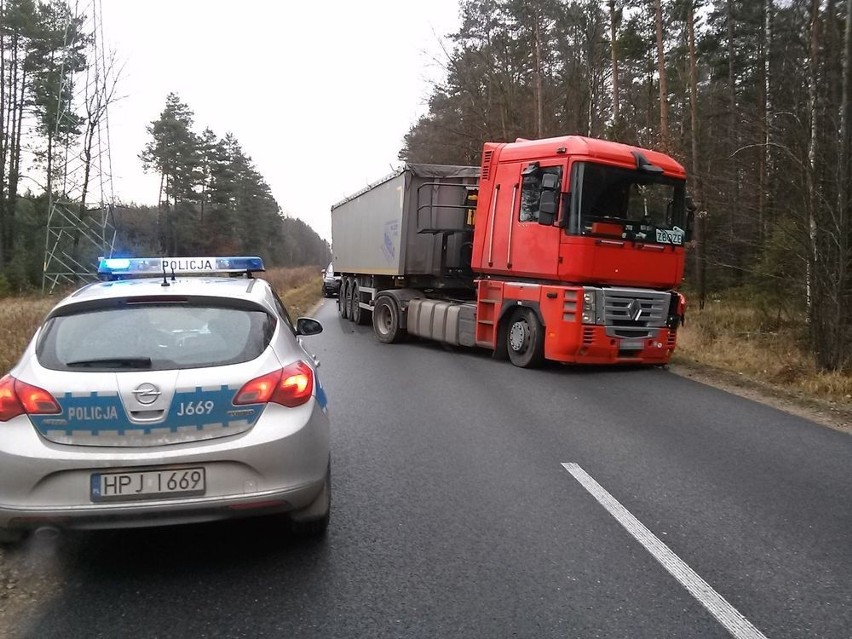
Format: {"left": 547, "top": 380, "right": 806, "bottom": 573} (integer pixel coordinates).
{"left": 373, "top": 296, "right": 404, "bottom": 343}
{"left": 506, "top": 307, "right": 545, "bottom": 368}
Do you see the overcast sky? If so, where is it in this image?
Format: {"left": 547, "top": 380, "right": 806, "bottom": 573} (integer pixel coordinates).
{"left": 98, "top": 0, "right": 462, "bottom": 242}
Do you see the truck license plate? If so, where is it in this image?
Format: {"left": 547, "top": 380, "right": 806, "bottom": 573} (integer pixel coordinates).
{"left": 91, "top": 468, "right": 206, "bottom": 502}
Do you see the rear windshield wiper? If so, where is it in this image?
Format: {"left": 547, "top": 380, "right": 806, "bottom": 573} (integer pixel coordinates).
{"left": 66, "top": 357, "right": 153, "bottom": 369}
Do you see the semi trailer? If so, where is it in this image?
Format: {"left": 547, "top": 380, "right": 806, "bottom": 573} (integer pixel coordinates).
{"left": 330, "top": 135, "right": 690, "bottom": 368}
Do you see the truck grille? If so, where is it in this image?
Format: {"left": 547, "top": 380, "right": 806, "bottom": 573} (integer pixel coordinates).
{"left": 603, "top": 288, "right": 670, "bottom": 340}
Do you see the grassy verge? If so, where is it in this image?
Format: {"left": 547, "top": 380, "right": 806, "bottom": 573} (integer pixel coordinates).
{"left": 264, "top": 266, "right": 324, "bottom": 318}
{"left": 0, "top": 297, "right": 59, "bottom": 374}
{"left": 672, "top": 295, "right": 852, "bottom": 430}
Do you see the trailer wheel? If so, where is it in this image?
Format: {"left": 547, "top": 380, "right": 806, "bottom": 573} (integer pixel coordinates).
{"left": 506, "top": 307, "right": 544, "bottom": 368}
{"left": 337, "top": 279, "right": 348, "bottom": 319}
{"left": 373, "top": 296, "right": 404, "bottom": 343}
{"left": 351, "top": 282, "right": 370, "bottom": 326}
{"left": 341, "top": 278, "right": 354, "bottom": 320}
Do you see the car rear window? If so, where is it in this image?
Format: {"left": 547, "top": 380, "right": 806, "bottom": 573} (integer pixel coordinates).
{"left": 36, "top": 303, "right": 276, "bottom": 371}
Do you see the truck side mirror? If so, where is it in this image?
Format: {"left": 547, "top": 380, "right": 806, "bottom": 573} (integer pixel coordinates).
{"left": 538, "top": 191, "right": 558, "bottom": 225}
{"left": 538, "top": 173, "right": 560, "bottom": 225}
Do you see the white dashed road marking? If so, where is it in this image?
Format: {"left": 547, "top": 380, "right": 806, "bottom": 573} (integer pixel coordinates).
{"left": 562, "top": 462, "right": 769, "bottom": 639}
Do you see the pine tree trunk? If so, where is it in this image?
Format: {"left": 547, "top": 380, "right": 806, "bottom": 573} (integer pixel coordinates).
{"left": 727, "top": 0, "right": 739, "bottom": 252}
{"left": 533, "top": 12, "right": 543, "bottom": 138}
{"left": 688, "top": 0, "right": 705, "bottom": 311}
{"left": 831, "top": 0, "right": 852, "bottom": 368}
{"left": 0, "top": 3, "right": 6, "bottom": 268}
{"left": 806, "top": 0, "right": 820, "bottom": 324}
{"left": 609, "top": 0, "right": 620, "bottom": 125}
{"left": 654, "top": 0, "right": 668, "bottom": 151}
{"left": 759, "top": 0, "right": 773, "bottom": 244}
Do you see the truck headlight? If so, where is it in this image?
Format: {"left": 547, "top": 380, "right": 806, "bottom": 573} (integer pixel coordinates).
{"left": 582, "top": 291, "right": 596, "bottom": 324}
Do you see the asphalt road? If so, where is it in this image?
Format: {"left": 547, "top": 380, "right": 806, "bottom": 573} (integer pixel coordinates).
{"left": 11, "top": 299, "right": 852, "bottom": 638}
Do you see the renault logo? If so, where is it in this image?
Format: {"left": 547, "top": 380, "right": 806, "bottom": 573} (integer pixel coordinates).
{"left": 627, "top": 299, "right": 643, "bottom": 322}
{"left": 132, "top": 383, "right": 161, "bottom": 405}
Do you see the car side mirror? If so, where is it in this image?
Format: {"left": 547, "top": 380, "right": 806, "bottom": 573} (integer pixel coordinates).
{"left": 296, "top": 317, "right": 323, "bottom": 336}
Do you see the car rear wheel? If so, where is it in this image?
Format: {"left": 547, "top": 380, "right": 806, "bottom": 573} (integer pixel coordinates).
{"left": 288, "top": 465, "right": 331, "bottom": 538}
{"left": 506, "top": 307, "right": 544, "bottom": 368}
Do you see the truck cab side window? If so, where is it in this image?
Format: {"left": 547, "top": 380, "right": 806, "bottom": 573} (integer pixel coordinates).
{"left": 519, "top": 166, "right": 563, "bottom": 223}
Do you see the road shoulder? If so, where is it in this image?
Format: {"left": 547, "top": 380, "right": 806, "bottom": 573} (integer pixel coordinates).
{"left": 668, "top": 362, "right": 852, "bottom": 433}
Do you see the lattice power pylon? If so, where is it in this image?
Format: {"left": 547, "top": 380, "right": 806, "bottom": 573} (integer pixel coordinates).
{"left": 43, "top": 0, "right": 117, "bottom": 293}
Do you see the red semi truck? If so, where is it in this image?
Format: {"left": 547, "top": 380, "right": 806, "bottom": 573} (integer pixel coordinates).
{"left": 330, "top": 134, "right": 690, "bottom": 368}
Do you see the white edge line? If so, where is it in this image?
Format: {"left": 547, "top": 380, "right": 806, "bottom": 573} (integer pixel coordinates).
{"left": 561, "top": 462, "right": 768, "bottom": 639}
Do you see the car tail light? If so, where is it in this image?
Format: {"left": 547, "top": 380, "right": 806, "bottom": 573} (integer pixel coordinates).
{"left": 0, "top": 375, "right": 61, "bottom": 422}
{"left": 233, "top": 361, "right": 314, "bottom": 408}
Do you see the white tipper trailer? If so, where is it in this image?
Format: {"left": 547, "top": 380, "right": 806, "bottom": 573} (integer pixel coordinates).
{"left": 330, "top": 164, "right": 481, "bottom": 344}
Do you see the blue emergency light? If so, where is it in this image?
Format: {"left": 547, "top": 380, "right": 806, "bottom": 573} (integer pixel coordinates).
{"left": 97, "top": 256, "right": 265, "bottom": 278}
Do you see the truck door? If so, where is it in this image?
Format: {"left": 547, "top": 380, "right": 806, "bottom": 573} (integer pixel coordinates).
{"left": 504, "top": 161, "right": 565, "bottom": 279}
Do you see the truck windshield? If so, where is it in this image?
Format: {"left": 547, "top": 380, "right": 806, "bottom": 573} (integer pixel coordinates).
{"left": 570, "top": 162, "right": 687, "bottom": 245}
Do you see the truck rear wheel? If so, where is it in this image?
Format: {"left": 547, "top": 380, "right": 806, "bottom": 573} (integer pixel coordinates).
{"left": 506, "top": 307, "right": 544, "bottom": 368}
{"left": 373, "top": 296, "right": 404, "bottom": 343}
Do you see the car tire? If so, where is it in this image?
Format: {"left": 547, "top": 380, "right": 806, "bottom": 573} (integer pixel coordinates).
{"left": 372, "top": 296, "right": 404, "bottom": 344}
{"left": 288, "top": 466, "right": 331, "bottom": 538}
{"left": 506, "top": 307, "right": 545, "bottom": 368}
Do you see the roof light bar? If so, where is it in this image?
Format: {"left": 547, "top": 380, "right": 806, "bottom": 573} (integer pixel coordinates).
{"left": 97, "top": 256, "right": 265, "bottom": 277}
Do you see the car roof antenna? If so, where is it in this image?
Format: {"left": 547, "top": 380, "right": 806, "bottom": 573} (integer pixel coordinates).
{"left": 161, "top": 262, "right": 170, "bottom": 287}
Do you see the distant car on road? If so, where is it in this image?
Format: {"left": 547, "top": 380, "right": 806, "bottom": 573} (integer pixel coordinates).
{"left": 322, "top": 261, "right": 340, "bottom": 297}
{"left": 0, "top": 256, "right": 331, "bottom": 544}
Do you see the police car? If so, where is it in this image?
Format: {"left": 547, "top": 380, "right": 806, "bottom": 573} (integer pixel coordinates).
{"left": 0, "top": 256, "right": 331, "bottom": 543}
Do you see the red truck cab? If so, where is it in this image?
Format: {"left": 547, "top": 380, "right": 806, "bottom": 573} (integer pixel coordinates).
{"left": 469, "top": 135, "right": 689, "bottom": 365}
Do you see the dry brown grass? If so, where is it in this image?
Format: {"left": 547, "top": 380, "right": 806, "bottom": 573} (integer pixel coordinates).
{"left": 0, "top": 296, "right": 57, "bottom": 374}
{"left": 263, "top": 266, "right": 323, "bottom": 318}
{"left": 674, "top": 297, "right": 852, "bottom": 405}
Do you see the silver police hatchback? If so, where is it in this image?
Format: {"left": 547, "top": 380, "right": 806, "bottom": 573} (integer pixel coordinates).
{"left": 0, "top": 256, "right": 331, "bottom": 543}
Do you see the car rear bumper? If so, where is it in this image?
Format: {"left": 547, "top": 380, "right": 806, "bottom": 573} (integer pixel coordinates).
{"left": 0, "top": 401, "right": 330, "bottom": 532}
